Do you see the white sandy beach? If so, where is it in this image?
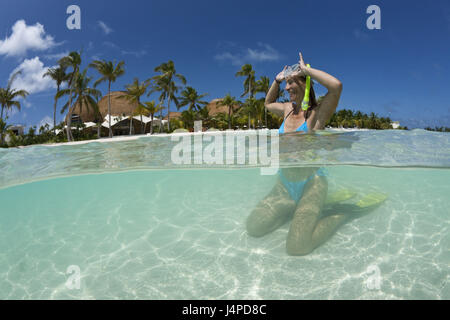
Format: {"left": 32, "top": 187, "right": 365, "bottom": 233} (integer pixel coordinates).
{"left": 27, "top": 127, "right": 369, "bottom": 148}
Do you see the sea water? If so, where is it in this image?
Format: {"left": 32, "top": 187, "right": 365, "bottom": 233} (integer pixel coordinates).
{"left": 0, "top": 130, "right": 448, "bottom": 299}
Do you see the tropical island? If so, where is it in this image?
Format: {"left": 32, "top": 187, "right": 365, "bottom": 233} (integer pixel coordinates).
{"left": 1, "top": 51, "right": 413, "bottom": 148}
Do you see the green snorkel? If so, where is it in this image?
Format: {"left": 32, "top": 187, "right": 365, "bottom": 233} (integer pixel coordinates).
{"left": 301, "top": 63, "right": 311, "bottom": 111}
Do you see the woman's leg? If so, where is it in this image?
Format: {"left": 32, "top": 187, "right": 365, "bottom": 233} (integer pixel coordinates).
{"left": 286, "top": 175, "right": 350, "bottom": 256}
{"left": 246, "top": 179, "right": 297, "bottom": 237}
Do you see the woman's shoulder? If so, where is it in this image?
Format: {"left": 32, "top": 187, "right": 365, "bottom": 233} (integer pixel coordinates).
{"left": 281, "top": 102, "right": 293, "bottom": 115}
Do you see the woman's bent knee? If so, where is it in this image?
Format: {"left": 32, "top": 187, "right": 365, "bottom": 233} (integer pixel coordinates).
{"left": 246, "top": 213, "right": 273, "bottom": 237}
{"left": 286, "top": 241, "right": 313, "bottom": 256}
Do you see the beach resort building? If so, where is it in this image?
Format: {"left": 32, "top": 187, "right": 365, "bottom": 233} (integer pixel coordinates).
{"left": 64, "top": 93, "right": 242, "bottom": 135}
{"left": 8, "top": 124, "right": 26, "bottom": 136}
{"left": 64, "top": 91, "right": 166, "bottom": 135}
{"left": 391, "top": 121, "right": 400, "bottom": 129}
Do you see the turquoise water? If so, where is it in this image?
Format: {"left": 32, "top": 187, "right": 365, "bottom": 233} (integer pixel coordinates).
{"left": 0, "top": 130, "right": 449, "bottom": 299}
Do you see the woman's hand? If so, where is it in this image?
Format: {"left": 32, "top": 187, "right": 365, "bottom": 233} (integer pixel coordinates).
{"left": 275, "top": 66, "right": 288, "bottom": 83}
{"left": 292, "top": 52, "right": 311, "bottom": 77}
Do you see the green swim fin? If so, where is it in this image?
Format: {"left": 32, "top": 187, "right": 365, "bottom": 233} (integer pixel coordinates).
{"left": 326, "top": 189, "right": 357, "bottom": 205}
{"left": 354, "top": 192, "right": 388, "bottom": 211}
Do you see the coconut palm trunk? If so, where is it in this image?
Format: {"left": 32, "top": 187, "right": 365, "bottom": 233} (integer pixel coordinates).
{"left": 159, "top": 106, "right": 163, "bottom": 133}
{"left": 249, "top": 82, "right": 252, "bottom": 129}
{"left": 150, "top": 113, "right": 154, "bottom": 134}
{"left": 167, "top": 87, "right": 172, "bottom": 132}
{"left": 129, "top": 116, "right": 133, "bottom": 135}
{"left": 53, "top": 84, "right": 60, "bottom": 135}
{"left": 108, "top": 81, "right": 112, "bottom": 138}
{"left": 265, "top": 108, "right": 267, "bottom": 128}
{"left": 66, "top": 88, "right": 74, "bottom": 141}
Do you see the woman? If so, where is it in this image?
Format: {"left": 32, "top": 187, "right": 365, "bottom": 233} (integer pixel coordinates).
{"left": 246, "top": 52, "right": 345, "bottom": 256}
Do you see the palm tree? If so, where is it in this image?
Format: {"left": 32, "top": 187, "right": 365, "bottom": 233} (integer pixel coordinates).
{"left": 89, "top": 59, "right": 125, "bottom": 138}
{"left": 369, "top": 112, "right": 377, "bottom": 129}
{"left": 212, "top": 113, "right": 229, "bottom": 130}
{"left": 217, "top": 94, "right": 239, "bottom": 129}
{"left": 255, "top": 76, "right": 270, "bottom": 127}
{"left": 235, "top": 64, "right": 256, "bottom": 98}
{"left": 180, "top": 109, "right": 196, "bottom": 129}
{"left": 0, "top": 71, "right": 29, "bottom": 121}
{"left": 240, "top": 97, "right": 264, "bottom": 128}
{"left": 236, "top": 64, "right": 256, "bottom": 128}
{"left": 59, "top": 51, "right": 82, "bottom": 141}
{"left": 133, "top": 103, "right": 150, "bottom": 134}
{"left": 0, "top": 118, "right": 11, "bottom": 146}
{"left": 178, "top": 86, "right": 208, "bottom": 111}
{"left": 148, "top": 77, "right": 168, "bottom": 133}
{"left": 120, "top": 78, "right": 149, "bottom": 135}
{"left": 143, "top": 101, "right": 164, "bottom": 134}
{"left": 148, "top": 76, "right": 182, "bottom": 133}
{"left": 197, "top": 105, "right": 211, "bottom": 128}
{"left": 151, "top": 60, "right": 186, "bottom": 132}
{"left": 57, "top": 70, "right": 102, "bottom": 138}
{"left": 94, "top": 95, "right": 102, "bottom": 138}
{"left": 43, "top": 65, "right": 69, "bottom": 134}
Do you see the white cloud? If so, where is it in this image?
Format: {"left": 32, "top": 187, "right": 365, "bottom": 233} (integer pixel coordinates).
{"left": 38, "top": 115, "right": 53, "bottom": 129}
{"left": 247, "top": 43, "right": 280, "bottom": 62}
{"left": 215, "top": 52, "right": 242, "bottom": 66}
{"left": 10, "top": 57, "right": 56, "bottom": 94}
{"left": 0, "top": 20, "right": 56, "bottom": 57}
{"left": 121, "top": 49, "right": 147, "bottom": 57}
{"left": 103, "top": 41, "right": 119, "bottom": 49}
{"left": 98, "top": 21, "right": 113, "bottom": 35}
{"left": 43, "top": 51, "right": 69, "bottom": 60}
{"left": 214, "top": 43, "right": 281, "bottom": 66}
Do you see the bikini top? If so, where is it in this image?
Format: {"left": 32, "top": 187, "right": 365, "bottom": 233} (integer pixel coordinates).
{"left": 278, "top": 106, "right": 308, "bottom": 134}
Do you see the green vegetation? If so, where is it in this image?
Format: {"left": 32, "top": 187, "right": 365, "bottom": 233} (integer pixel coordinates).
{"left": 43, "top": 66, "right": 69, "bottom": 134}
{"left": 89, "top": 59, "right": 125, "bottom": 137}
{"left": 424, "top": 126, "right": 450, "bottom": 132}
{"left": 325, "top": 109, "right": 408, "bottom": 130}
{"left": 0, "top": 71, "right": 29, "bottom": 121}
{"left": 151, "top": 60, "right": 186, "bottom": 132}
{"left": 58, "top": 51, "right": 82, "bottom": 141}
{"left": 120, "top": 78, "right": 150, "bottom": 135}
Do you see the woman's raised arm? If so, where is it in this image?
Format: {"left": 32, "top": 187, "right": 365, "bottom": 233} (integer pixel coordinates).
{"left": 297, "top": 53, "right": 343, "bottom": 130}
{"left": 265, "top": 66, "right": 288, "bottom": 118}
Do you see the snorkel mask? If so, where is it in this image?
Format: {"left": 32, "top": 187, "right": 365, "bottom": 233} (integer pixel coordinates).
{"left": 283, "top": 63, "right": 312, "bottom": 111}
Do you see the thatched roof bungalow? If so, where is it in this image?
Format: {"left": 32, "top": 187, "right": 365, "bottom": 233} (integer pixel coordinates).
{"left": 163, "top": 112, "right": 182, "bottom": 120}
{"left": 206, "top": 98, "right": 240, "bottom": 116}
{"left": 64, "top": 91, "right": 162, "bottom": 134}
{"left": 65, "top": 91, "right": 138, "bottom": 123}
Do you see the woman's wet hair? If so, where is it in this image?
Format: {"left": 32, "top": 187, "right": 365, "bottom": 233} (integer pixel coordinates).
{"left": 293, "top": 76, "right": 318, "bottom": 120}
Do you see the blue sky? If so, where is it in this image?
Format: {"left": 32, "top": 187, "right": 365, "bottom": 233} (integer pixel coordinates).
{"left": 0, "top": 0, "right": 449, "bottom": 130}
